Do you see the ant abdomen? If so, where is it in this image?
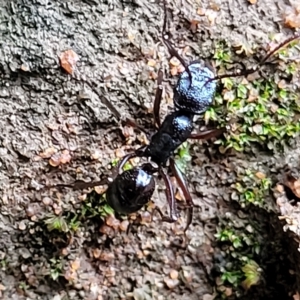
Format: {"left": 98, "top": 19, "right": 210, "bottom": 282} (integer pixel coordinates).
{"left": 174, "top": 62, "right": 217, "bottom": 114}
{"left": 106, "top": 167, "right": 155, "bottom": 214}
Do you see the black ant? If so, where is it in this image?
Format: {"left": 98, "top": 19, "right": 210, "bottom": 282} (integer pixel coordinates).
{"left": 58, "top": 0, "right": 299, "bottom": 231}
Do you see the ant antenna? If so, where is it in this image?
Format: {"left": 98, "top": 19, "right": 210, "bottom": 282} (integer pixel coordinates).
{"left": 259, "top": 33, "right": 300, "bottom": 66}
{"left": 206, "top": 33, "right": 300, "bottom": 85}
{"left": 162, "top": 0, "right": 193, "bottom": 85}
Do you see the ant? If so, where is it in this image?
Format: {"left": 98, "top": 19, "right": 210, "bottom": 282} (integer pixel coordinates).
{"left": 58, "top": 0, "right": 299, "bottom": 231}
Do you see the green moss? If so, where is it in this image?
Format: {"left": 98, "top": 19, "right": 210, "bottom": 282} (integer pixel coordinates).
{"left": 215, "top": 216, "right": 263, "bottom": 296}
{"left": 209, "top": 39, "right": 300, "bottom": 152}
{"left": 44, "top": 215, "right": 69, "bottom": 233}
{"left": 213, "top": 41, "right": 232, "bottom": 66}
{"left": 233, "top": 169, "right": 271, "bottom": 208}
{"left": 214, "top": 167, "right": 276, "bottom": 295}
{"left": 49, "top": 257, "right": 63, "bottom": 281}
{"left": 44, "top": 213, "right": 81, "bottom": 233}
{"left": 81, "top": 191, "right": 114, "bottom": 220}
{"left": 241, "top": 260, "right": 262, "bottom": 290}
{"left": 174, "top": 142, "right": 192, "bottom": 173}
{"left": 18, "top": 282, "right": 30, "bottom": 291}
{"left": 221, "top": 270, "right": 244, "bottom": 287}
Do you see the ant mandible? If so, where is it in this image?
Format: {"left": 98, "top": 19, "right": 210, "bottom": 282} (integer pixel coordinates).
{"left": 64, "top": 0, "right": 300, "bottom": 231}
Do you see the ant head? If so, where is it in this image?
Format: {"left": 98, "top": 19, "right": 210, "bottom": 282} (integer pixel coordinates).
{"left": 174, "top": 62, "right": 217, "bottom": 114}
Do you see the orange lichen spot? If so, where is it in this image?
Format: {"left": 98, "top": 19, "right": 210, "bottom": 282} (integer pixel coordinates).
{"left": 59, "top": 49, "right": 79, "bottom": 74}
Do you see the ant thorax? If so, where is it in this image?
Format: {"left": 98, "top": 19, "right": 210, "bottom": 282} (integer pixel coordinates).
{"left": 174, "top": 62, "right": 217, "bottom": 114}
{"left": 144, "top": 111, "right": 194, "bottom": 165}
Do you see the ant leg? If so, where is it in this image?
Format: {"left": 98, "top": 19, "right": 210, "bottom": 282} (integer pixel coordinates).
{"left": 49, "top": 154, "right": 137, "bottom": 191}
{"left": 112, "top": 145, "right": 148, "bottom": 177}
{"left": 112, "top": 152, "right": 139, "bottom": 178}
{"left": 120, "top": 70, "right": 164, "bottom": 134}
{"left": 51, "top": 148, "right": 146, "bottom": 191}
{"left": 189, "top": 128, "right": 225, "bottom": 140}
{"left": 68, "top": 178, "right": 109, "bottom": 190}
{"left": 169, "top": 158, "right": 193, "bottom": 232}
{"left": 81, "top": 80, "right": 150, "bottom": 136}
{"left": 158, "top": 167, "right": 179, "bottom": 223}
{"left": 54, "top": 149, "right": 146, "bottom": 191}
{"left": 162, "top": 0, "right": 192, "bottom": 84}
{"left": 48, "top": 178, "right": 109, "bottom": 190}
{"left": 153, "top": 69, "right": 164, "bottom": 128}
{"left": 121, "top": 117, "right": 149, "bottom": 136}
{"left": 81, "top": 80, "right": 122, "bottom": 121}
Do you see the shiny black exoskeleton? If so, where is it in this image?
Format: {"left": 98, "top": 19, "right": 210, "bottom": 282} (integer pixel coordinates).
{"left": 106, "top": 164, "right": 155, "bottom": 214}
{"left": 105, "top": 60, "right": 220, "bottom": 227}
{"left": 66, "top": 0, "right": 300, "bottom": 230}
{"left": 144, "top": 111, "right": 194, "bottom": 165}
